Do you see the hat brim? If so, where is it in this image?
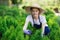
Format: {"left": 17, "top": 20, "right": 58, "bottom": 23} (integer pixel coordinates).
{"left": 23, "top": 6, "right": 45, "bottom": 14}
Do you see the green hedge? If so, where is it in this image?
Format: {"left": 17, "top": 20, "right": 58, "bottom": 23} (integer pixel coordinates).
{"left": 0, "top": 6, "right": 60, "bottom": 40}
{"left": 0, "top": 6, "right": 24, "bottom": 40}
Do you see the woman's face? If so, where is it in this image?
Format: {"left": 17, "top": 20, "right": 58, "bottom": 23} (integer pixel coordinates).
{"left": 31, "top": 8, "right": 40, "bottom": 18}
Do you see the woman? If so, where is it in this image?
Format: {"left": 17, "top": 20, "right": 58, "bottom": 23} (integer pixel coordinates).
{"left": 23, "top": 4, "right": 50, "bottom": 37}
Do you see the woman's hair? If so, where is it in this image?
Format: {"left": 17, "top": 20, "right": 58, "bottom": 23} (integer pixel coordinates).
{"left": 30, "top": 7, "right": 40, "bottom": 11}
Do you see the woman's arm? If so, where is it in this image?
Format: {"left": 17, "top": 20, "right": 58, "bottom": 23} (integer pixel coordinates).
{"left": 41, "top": 16, "right": 48, "bottom": 37}
{"left": 23, "top": 16, "right": 29, "bottom": 30}
{"left": 42, "top": 23, "right": 48, "bottom": 37}
{"left": 23, "top": 16, "right": 32, "bottom": 35}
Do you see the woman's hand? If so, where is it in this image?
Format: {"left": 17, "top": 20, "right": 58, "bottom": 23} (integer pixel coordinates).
{"left": 41, "top": 23, "right": 47, "bottom": 37}
{"left": 23, "top": 30, "right": 32, "bottom": 35}
{"left": 41, "top": 32, "right": 44, "bottom": 37}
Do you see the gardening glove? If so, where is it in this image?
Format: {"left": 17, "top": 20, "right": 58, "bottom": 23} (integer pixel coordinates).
{"left": 23, "top": 30, "right": 32, "bottom": 35}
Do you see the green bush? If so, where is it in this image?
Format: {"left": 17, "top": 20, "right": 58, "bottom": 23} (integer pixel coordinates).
{"left": 0, "top": 6, "right": 60, "bottom": 40}
{"left": 0, "top": 6, "right": 24, "bottom": 40}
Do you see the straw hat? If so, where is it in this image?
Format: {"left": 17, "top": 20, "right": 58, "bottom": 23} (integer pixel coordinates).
{"left": 23, "top": 3, "right": 45, "bottom": 14}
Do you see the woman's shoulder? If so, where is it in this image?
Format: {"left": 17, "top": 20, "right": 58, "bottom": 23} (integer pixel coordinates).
{"left": 39, "top": 15, "right": 45, "bottom": 18}
{"left": 26, "top": 15, "right": 32, "bottom": 19}
{"left": 39, "top": 15, "right": 47, "bottom": 24}
{"left": 27, "top": 15, "right": 32, "bottom": 18}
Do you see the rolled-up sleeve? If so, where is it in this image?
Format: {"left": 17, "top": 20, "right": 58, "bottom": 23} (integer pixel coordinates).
{"left": 41, "top": 16, "right": 47, "bottom": 24}
{"left": 41, "top": 16, "right": 48, "bottom": 37}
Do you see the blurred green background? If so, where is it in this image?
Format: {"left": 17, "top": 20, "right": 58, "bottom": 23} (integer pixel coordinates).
{"left": 0, "top": 0, "right": 60, "bottom": 40}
